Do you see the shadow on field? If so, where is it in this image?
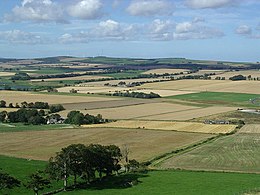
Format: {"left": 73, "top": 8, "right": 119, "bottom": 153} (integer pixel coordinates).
{"left": 70, "top": 173, "right": 149, "bottom": 192}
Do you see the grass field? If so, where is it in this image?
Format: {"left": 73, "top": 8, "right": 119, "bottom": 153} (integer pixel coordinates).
{"left": 0, "top": 127, "right": 213, "bottom": 161}
{"left": 167, "top": 91, "right": 259, "bottom": 107}
{"left": 1, "top": 155, "right": 260, "bottom": 195}
{"left": 84, "top": 120, "right": 237, "bottom": 134}
{"left": 159, "top": 125, "right": 260, "bottom": 173}
{"left": 0, "top": 123, "right": 75, "bottom": 133}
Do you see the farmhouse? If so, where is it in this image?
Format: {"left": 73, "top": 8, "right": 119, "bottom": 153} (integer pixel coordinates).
{"left": 204, "top": 120, "right": 230, "bottom": 125}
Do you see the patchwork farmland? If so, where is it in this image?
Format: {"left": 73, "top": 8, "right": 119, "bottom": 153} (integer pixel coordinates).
{"left": 0, "top": 56, "right": 259, "bottom": 194}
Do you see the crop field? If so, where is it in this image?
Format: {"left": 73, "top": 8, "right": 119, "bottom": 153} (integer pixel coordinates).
{"left": 159, "top": 125, "right": 260, "bottom": 173}
{"left": 31, "top": 75, "right": 110, "bottom": 82}
{"left": 57, "top": 86, "right": 133, "bottom": 94}
{"left": 0, "top": 71, "right": 15, "bottom": 76}
{"left": 62, "top": 99, "right": 151, "bottom": 110}
{"left": 238, "top": 124, "right": 260, "bottom": 133}
{"left": 142, "top": 68, "right": 189, "bottom": 75}
{"left": 141, "top": 80, "right": 260, "bottom": 94}
{"left": 211, "top": 70, "right": 260, "bottom": 79}
{"left": 84, "top": 120, "right": 237, "bottom": 134}
{"left": 139, "top": 106, "right": 235, "bottom": 121}
{"left": 0, "top": 128, "right": 213, "bottom": 161}
{"left": 58, "top": 86, "right": 196, "bottom": 97}
{"left": 79, "top": 77, "right": 169, "bottom": 86}
{"left": 64, "top": 102, "right": 197, "bottom": 119}
{"left": 0, "top": 90, "right": 121, "bottom": 104}
{"left": 167, "top": 91, "right": 259, "bottom": 107}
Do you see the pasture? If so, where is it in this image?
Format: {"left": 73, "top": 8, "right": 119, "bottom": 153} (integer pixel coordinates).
{"left": 84, "top": 120, "right": 237, "bottom": 134}
{"left": 159, "top": 125, "right": 260, "bottom": 173}
{"left": 167, "top": 91, "right": 259, "bottom": 107}
{"left": 0, "top": 127, "right": 213, "bottom": 161}
{"left": 1, "top": 155, "right": 260, "bottom": 195}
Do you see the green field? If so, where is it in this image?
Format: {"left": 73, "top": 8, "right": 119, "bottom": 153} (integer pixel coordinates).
{"left": 0, "top": 123, "right": 75, "bottom": 132}
{"left": 159, "top": 132, "right": 260, "bottom": 173}
{"left": 167, "top": 92, "right": 259, "bottom": 107}
{"left": 1, "top": 155, "right": 259, "bottom": 195}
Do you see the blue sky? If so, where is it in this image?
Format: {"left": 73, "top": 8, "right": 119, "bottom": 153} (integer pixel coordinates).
{"left": 0, "top": 0, "right": 259, "bottom": 62}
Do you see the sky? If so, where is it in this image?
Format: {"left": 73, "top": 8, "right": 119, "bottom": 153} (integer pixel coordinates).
{"left": 0, "top": 0, "right": 259, "bottom": 62}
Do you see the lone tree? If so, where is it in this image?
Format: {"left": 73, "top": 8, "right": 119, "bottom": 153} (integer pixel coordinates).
{"left": 24, "top": 171, "right": 51, "bottom": 195}
{"left": 0, "top": 169, "right": 21, "bottom": 190}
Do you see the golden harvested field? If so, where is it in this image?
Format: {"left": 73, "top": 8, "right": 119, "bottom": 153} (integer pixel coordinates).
{"left": 0, "top": 128, "right": 213, "bottom": 161}
{"left": 141, "top": 80, "right": 260, "bottom": 94}
{"left": 0, "top": 91, "right": 121, "bottom": 105}
{"left": 132, "top": 89, "right": 196, "bottom": 97}
{"left": 63, "top": 102, "right": 197, "bottom": 119}
{"left": 142, "top": 68, "right": 189, "bottom": 75}
{"left": 84, "top": 120, "right": 237, "bottom": 134}
{"left": 57, "top": 86, "right": 133, "bottom": 94}
{"left": 62, "top": 99, "right": 152, "bottom": 110}
{"left": 239, "top": 124, "right": 260, "bottom": 134}
{"left": 159, "top": 126, "right": 260, "bottom": 173}
{"left": 31, "top": 75, "right": 110, "bottom": 81}
{"left": 0, "top": 71, "right": 15, "bottom": 76}
{"left": 139, "top": 106, "right": 235, "bottom": 121}
{"left": 211, "top": 70, "right": 260, "bottom": 79}
{"left": 58, "top": 86, "right": 195, "bottom": 97}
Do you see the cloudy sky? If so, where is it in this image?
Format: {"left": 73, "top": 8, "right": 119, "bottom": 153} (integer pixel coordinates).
{"left": 0, "top": 0, "right": 259, "bottom": 61}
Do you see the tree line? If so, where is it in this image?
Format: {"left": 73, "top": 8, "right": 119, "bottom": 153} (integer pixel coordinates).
{"left": 0, "top": 144, "right": 142, "bottom": 195}
{"left": 110, "top": 91, "right": 161, "bottom": 99}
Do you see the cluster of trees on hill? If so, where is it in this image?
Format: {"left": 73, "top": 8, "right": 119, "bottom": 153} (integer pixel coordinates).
{"left": 10, "top": 72, "right": 30, "bottom": 80}
{"left": 229, "top": 74, "right": 247, "bottom": 81}
{"left": 0, "top": 100, "right": 49, "bottom": 109}
{"left": 0, "top": 108, "right": 46, "bottom": 125}
{"left": 0, "top": 144, "right": 142, "bottom": 194}
{"left": 0, "top": 100, "right": 64, "bottom": 113}
{"left": 110, "top": 91, "right": 161, "bottom": 99}
{"left": 65, "top": 111, "right": 107, "bottom": 125}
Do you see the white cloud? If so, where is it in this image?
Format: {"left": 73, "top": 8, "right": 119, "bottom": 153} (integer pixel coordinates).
{"left": 186, "top": 0, "right": 236, "bottom": 9}
{"left": 90, "top": 19, "right": 138, "bottom": 40}
{"left": 0, "top": 30, "right": 46, "bottom": 44}
{"left": 149, "top": 19, "right": 175, "bottom": 40}
{"left": 59, "top": 32, "right": 88, "bottom": 44}
{"left": 4, "top": 0, "right": 66, "bottom": 23}
{"left": 126, "top": 0, "right": 174, "bottom": 16}
{"left": 173, "top": 21, "right": 224, "bottom": 40}
{"left": 59, "top": 19, "right": 139, "bottom": 43}
{"left": 235, "top": 25, "right": 252, "bottom": 35}
{"left": 67, "top": 0, "right": 103, "bottom": 20}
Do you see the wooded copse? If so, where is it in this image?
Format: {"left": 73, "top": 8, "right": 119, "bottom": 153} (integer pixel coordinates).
{"left": 110, "top": 91, "right": 161, "bottom": 99}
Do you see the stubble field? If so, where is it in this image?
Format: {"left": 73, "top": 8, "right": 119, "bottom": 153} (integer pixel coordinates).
{"left": 0, "top": 127, "right": 213, "bottom": 162}
{"left": 84, "top": 120, "right": 237, "bottom": 134}
{"left": 159, "top": 124, "right": 260, "bottom": 173}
